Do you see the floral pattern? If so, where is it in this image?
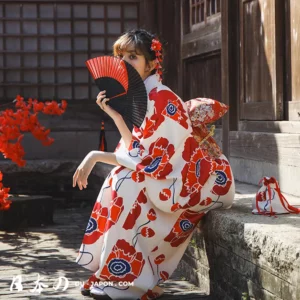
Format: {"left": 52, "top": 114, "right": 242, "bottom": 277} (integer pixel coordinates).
{"left": 150, "top": 88, "right": 189, "bottom": 130}
{"left": 83, "top": 192, "right": 124, "bottom": 245}
{"left": 136, "top": 137, "right": 174, "bottom": 179}
{"left": 100, "top": 239, "right": 145, "bottom": 282}
{"left": 185, "top": 98, "right": 228, "bottom": 160}
{"left": 180, "top": 137, "right": 216, "bottom": 205}
{"left": 211, "top": 158, "right": 233, "bottom": 196}
{"left": 164, "top": 210, "right": 205, "bottom": 247}
{"left": 76, "top": 74, "right": 234, "bottom": 300}
{"left": 186, "top": 97, "right": 228, "bottom": 126}
{"left": 141, "top": 289, "right": 161, "bottom": 300}
{"left": 123, "top": 188, "right": 147, "bottom": 230}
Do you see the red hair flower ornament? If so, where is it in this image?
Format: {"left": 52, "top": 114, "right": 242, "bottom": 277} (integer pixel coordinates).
{"left": 151, "top": 38, "right": 163, "bottom": 81}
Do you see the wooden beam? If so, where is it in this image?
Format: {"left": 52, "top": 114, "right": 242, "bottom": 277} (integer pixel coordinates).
{"left": 179, "top": 0, "right": 184, "bottom": 97}
{"left": 184, "top": 13, "right": 221, "bottom": 43}
{"left": 182, "top": 30, "right": 221, "bottom": 59}
{"left": 239, "top": 120, "right": 300, "bottom": 133}
{"left": 5, "top": 0, "right": 139, "bottom": 2}
{"left": 240, "top": 102, "right": 275, "bottom": 120}
{"left": 182, "top": 14, "right": 221, "bottom": 59}
{"left": 221, "top": 0, "right": 239, "bottom": 159}
{"left": 139, "top": 0, "right": 157, "bottom": 31}
{"left": 221, "top": 0, "right": 229, "bottom": 158}
{"left": 227, "top": 0, "right": 239, "bottom": 131}
{"left": 239, "top": 0, "right": 284, "bottom": 121}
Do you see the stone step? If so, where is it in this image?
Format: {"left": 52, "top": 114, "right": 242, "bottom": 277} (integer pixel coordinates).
{"left": 0, "top": 195, "right": 53, "bottom": 230}
{"left": 179, "top": 181, "right": 300, "bottom": 300}
{"left": 229, "top": 130, "right": 300, "bottom": 198}
{"left": 0, "top": 207, "right": 209, "bottom": 300}
{"left": 0, "top": 160, "right": 114, "bottom": 208}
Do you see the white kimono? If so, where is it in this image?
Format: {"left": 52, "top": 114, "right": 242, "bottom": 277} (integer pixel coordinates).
{"left": 76, "top": 74, "right": 235, "bottom": 300}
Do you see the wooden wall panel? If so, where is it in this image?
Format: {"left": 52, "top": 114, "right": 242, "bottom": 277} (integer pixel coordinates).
{"left": 243, "top": 0, "right": 272, "bottom": 105}
{"left": 183, "top": 53, "right": 221, "bottom": 101}
{"left": 139, "top": 0, "right": 182, "bottom": 95}
{"left": 287, "top": 0, "right": 300, "bottom": 120}
{"left": 239, "top": 0, "right": 284, "bottom": 120}
{"left": 221, "top": 0, "right": 240, "bottom": 157}
{"left": 156, "top": 0, "right": 181, "bottom": 95}
{"left": 182, "top": 14, "right": 221, "bottom": 59}
{"left": 289, "top": 0, "right": 300, "bottom": 102}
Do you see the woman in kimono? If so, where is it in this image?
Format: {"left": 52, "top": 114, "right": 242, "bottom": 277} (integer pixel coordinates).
{"left": 73, "top": 29, "right": 235, "bottom": 300}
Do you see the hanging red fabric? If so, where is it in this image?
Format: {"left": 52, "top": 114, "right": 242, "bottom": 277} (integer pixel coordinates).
{"left": 99, "top": 121, "right": 107, "bottom": 151}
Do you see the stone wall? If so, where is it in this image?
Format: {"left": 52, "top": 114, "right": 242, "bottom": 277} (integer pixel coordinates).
{"left": 178, "top": 185, "right": 300, "bottom": 300}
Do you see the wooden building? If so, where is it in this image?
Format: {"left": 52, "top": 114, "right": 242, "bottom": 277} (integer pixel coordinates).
{"left": 142, "top": 0, "right": 300, "bottom": 199}
{"left": 1, "top": 0, "right": 300, "bottom": 199}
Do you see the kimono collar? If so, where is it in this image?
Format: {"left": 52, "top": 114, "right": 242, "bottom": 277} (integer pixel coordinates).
{"left": 144, "top": 74, "right": 162, "bottom": 95}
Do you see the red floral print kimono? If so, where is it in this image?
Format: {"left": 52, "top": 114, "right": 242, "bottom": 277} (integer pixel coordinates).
{"left": 76, "top": 74, "right": 235, "bottom": 299}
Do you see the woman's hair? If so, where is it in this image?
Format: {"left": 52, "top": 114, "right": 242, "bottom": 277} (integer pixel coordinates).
{"left": 113, "top": 29, "right": 164, "bottom": 75}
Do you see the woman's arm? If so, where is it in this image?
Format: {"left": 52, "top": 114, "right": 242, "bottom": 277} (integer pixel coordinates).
{"left": 96, "top": 91, "right": 133, "bottom": 149}
{"left": 90, "top": 151, "right": 120, "bottom": 166}
{"left": 73, "top": 150, "right": 120, "bottom": 189}
{"left": 114, "top": 115, "right": 132, "bottom": 149}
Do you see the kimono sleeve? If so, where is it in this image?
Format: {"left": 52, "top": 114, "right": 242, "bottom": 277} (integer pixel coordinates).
{"left": 115, "top": 87, "right": 191, "bottom": 179}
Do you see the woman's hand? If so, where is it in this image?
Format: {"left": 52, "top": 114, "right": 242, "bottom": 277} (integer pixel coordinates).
{"left": 73, "top": 151, "right": 96, "bottom": 190}
{"left": 96, "top": 91, "right": 132, "bottom": 149}
{"left": 96, "top": 90, "right": 122, "bottom": 121}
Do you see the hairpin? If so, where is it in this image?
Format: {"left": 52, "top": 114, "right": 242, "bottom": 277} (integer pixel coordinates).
{"left": 151, "top": 39, "right": 163, "bottom": 81}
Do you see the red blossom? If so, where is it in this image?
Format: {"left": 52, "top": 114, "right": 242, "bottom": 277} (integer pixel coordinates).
{"left": 0, "top": 95, "right": 67, "bottom": 167}
{"left": 0, "top": 172, "right": 11, "bottom": 211}
{"left": 149, "top": 88, "right": 189, "bottom": 130}
{"left": 154, "top": 254, "right": 165, "bottom": 265}
{"left": 151, "top": 39, "right": 162, "bottom": 51}
{"left": 150, "top": 39, "right": 163, "bottom": 81}
{"left": 132, "top": 171, "right": 145, "bottom": 183}
{"left": 200, "top": 197, "right": 213, "bottom": 206}
{"left": 122, "top": 188, "right": 147, "bottom": 230}
{"left": 164, "top": 210, "right": 205, "bottom": 247}
{"left": 123, "top": 199, "right": 142, "bottom": 230}
{"left": 141, "top": 227, "right": 155, "bottom": 238}
{"left": 100, "top": 239, "right": 145, "bottom": 282}
{"left": 151, "top": 246, "right": 158, "bottom": 252}
{"left": 147, "top": 208, "right": 157, "bottom": 221}
{"left": 141, "top": 289, "right": 161, "bottom": 300}
{"left": 136, "top": 137, "right": 174, "bottom": 180}
{"left": 211, "top": 159, "right": 233, "bottom": 196}
{"left": 0, "top": 95, "right": 67, "bottom": 210}
{"left": 160, "top": 271, "right": 169, "bottom": 281}
{"left": 83, "top": 193, "right": 124, "bottom": 244}
{"left": 159, "top": 188, "right": 171, "bottom": 201}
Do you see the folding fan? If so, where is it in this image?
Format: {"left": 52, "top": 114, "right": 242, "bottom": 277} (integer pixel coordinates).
{"left": 85, "top": 56, "right": 147, "bottom": 128}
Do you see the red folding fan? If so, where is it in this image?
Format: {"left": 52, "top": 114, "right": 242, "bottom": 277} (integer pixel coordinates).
{"left": 86, "top": 56, "right": 147, "bottom": 128}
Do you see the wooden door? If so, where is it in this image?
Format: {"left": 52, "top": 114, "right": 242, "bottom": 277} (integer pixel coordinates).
{"left": 183, "top": 53, "right": 221, "bottom": 101}
{"left": 287, "top": 0, "right": 300, "bottom": 120}
{"left": 239, "top": 0, "right": 284, "bottom": 120}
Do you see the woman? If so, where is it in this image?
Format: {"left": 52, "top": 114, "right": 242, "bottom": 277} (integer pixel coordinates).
{"left": 73, "top": 29, "right": 235, "bottom": 300}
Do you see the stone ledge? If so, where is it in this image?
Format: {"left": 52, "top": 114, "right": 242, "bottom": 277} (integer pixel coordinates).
{"left": 179, "top": 181, "right": 300, "bottom": 300}
{"left": 0, "top": 160, "right": 115, "bottom": 205}
{"left": 0, "top": 159, "right": 114, "bottom": 177}
{"left": 0, "top": 195, "right": 53, "bottom": 230}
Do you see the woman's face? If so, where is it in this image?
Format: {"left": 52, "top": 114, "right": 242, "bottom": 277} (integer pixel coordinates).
{"left": 117, "top": 44, "right": 154, "bottom": 80}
